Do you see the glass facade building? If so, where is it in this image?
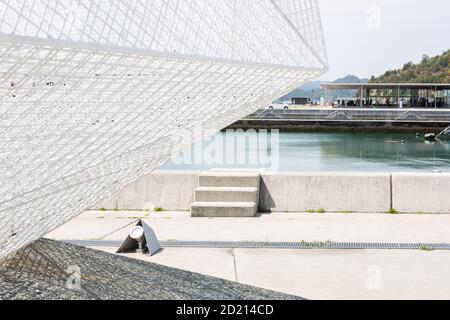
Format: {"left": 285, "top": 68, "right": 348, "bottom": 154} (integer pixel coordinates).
{"left": 323, "top": 83, "right": 450, "bottom": 108}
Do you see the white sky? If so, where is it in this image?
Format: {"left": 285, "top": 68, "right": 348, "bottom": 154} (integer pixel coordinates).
{"left": 318, "top": 0, "right": 450, "bottom": 80}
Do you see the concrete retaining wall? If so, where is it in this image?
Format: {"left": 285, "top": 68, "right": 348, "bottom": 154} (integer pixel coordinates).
{"left": 95, "top": 171, "right": 450, "bottom": 214}
{"left": 392, "top": 173, "right": 450, "bottom": 214}
{"left": 97, "top": 171, "right": 200, "bottom": 211}
{"left": 259, "top": 172, "right": 391, "bottom": 213}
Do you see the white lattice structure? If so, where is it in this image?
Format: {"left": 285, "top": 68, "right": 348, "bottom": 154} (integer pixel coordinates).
{"left": 0, "top": 0, "right": 327, "bottom": 258}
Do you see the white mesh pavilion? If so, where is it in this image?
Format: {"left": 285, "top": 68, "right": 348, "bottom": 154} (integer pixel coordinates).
{"left": 0, "top": 0, "right": 328, "bottom": 258}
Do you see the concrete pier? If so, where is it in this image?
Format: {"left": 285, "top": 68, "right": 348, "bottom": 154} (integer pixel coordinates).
{"left": 228, "top": 108, "right": 450, "bottom": 131}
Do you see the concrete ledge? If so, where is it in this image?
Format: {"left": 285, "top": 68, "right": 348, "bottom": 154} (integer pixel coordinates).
{"left": 95, "top": 170, "right": 450, "bottom": 214}
{"left": 96, "top": 170, "right": 200, "bottom": 211}
{"left": 228, "top": 120, "right": 450, "bottom": 132}
{"left": 259, "top": 172, "right": 391, "bottom": 213}
{"left": 96, "top": 170, "right": 395, "bottom": 213}
{"left": 393, "top": 173, "right": 450, "bottom": 214}
{"left": 229, "top": 109, "right": 450, "bottom": 132}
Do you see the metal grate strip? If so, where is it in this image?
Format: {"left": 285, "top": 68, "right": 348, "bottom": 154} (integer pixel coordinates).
{"left": 60, "top": 240, "right": 450, "bottom": 251}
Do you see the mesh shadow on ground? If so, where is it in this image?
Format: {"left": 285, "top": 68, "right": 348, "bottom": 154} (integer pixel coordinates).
{"left": 0, "top": 239, "right": 300, "bottom": 300}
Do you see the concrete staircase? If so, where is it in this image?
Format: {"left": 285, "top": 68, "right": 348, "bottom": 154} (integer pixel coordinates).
{"left": 191, "top": 172, "right": 261, "bottom": 217}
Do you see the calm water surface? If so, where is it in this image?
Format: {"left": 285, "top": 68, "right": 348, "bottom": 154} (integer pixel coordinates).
{"left": 162, "top": 131, "right": 450, "bottom": 172}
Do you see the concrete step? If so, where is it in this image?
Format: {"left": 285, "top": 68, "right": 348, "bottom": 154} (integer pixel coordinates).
{"left": 199, "top": 172, "right": 261, "bottom": 188}
{"left": 195, "top": 187, "right": 258, "bottom": 203}
{"left": 191, "top": 202, "right": 258, "bottom": 218}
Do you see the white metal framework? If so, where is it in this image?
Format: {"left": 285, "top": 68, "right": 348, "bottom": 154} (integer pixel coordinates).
{"left": 0, "top": 0, "right": 327, "bottom": 258}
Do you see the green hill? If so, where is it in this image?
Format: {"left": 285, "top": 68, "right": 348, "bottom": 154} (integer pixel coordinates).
{"left": 370, "top": 50, "right": 450, "bottom": 83}
{"left": 278, "top": 75, "right": 368, "bottom": 101}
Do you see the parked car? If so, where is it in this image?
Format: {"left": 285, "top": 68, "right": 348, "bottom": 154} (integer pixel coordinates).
{"left": 267, "top": 103, "right": 290, "bottom": 110}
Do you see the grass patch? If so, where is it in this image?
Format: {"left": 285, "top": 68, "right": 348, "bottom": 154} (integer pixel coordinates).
{"left": 154, "top": 207, "right": 165, "bottom": 212}
{"left": 115, "top": 215, "right": 149, "bottom": 220}
{"left": 300, "top": 240, "right": 333, "bottom": 248}
{"left": 306, "top": 209, "right": 326, "bottom": 214}
{"left": 340, "top": 210, "right": 353, "bottom": 214}
{"left": 387, "top": 208, "right": 400, "bottom": 214}
{"left": 420, "top": 245, "right": 435, "bottom": 252}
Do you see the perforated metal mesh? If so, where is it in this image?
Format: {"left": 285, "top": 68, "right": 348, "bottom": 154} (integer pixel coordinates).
{"left": 0, "top": 0, "right": 327, "bottom": 259}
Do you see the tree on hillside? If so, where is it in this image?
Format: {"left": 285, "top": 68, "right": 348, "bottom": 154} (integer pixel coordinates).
{"left": 370, "top": 50, "right": 450, "bottom": 83}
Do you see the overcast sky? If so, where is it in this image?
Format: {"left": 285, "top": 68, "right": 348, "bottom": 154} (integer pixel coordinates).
{"left": 318, "top": 0, "right": 450, "bottom": 80}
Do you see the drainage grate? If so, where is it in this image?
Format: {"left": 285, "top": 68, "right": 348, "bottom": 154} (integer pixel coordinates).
{"left": 61, "top": 240, "right": 450, "bottom": 251}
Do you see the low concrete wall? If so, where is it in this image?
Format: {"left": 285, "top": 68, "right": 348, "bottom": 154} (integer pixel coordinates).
{"left": 392, "top": 173, "right": 450, "bottom": 214}
{"left": 259, "top": 172, "right": 391, "bottom": 213}
{"left": 96, "top": 170, "right": 450, "bottom": 213}
{"left": 96, "top": 170, "right": 396, "bottom": 213}
{"left": 97, "top": 171, "right": 200, "bottom": 211}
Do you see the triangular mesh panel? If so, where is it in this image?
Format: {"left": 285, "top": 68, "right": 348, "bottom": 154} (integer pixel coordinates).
{"left": 0, "top": 0, "right": 327, "bottom": 258}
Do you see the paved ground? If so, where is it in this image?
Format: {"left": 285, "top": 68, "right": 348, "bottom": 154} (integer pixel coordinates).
{"left": 48, "top": 210, "right": 450, "bottom": 243}
{"left": 0, "top": 239, "right": 298, "bottom": 300}
{"left": 47, "top": 211, "right": 450, "bottom": 300}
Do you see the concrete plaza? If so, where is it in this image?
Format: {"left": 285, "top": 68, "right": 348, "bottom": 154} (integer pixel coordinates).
{"left": 47, "top": 211, "right": 450, "bottom": 300}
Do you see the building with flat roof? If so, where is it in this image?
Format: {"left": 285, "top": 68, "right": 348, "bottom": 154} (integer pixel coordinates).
{"left": 322, "top": 83, "right": 450, "bottom": 109}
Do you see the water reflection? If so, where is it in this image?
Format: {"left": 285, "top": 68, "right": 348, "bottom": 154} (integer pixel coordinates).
{"left": 162, "top": 131, "right": 450, "bottom": 172}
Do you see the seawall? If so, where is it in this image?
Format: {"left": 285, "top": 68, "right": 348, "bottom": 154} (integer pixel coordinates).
{"left": 227, "top": 108, "right": 450, "bottom": 132}
{"left": 95, "top": 170, "right": 450, "bottom": 214}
